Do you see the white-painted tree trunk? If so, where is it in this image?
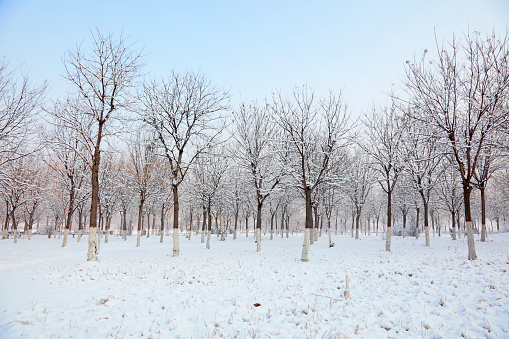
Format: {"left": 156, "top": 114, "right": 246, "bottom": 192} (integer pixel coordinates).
{"left": 2, "top": 229, "right": 6, "bottom": 239}
{"left": 425, "top": 226, "right": 430, "bottom": 247}
{"left": 97, "top": 230, "right": 100, "bottom": 251}
{"left": 286, "top": 225, "right": 289, "bottom": 238}
{"left": 385, "top": 226, "right": 391, "bottom": 252}
{"left": 123, "top": 229, "right": 127, "bottom": 241}
{"left": 270, "top": 228, "right": 273, "bottom": 240}
{"left": 159, "top": 230, "right": 163, "bottom": 243}
{"left": 301, "top": 228, "right": 310, "bottom": 262}
{"left": 314, "top": 227, "right": 318, "bottom": 241}
{"left": 233, "top": 229, "right": 237, "bottom": 240}
{"left": 452, "top": 226, "right": 456, "bottom": 240}
{"left": 136, "top": 230, "right": 141, "bottom": 247}
{"left": 87, "top": 227, "right": 98, "bottom": 261}
{"left": 402, "top": 227, "right": 406, "bottom": 238}
{"left": 62, "top": 229, "right": 68, "bottom": 247}
{"left": 206, "top": 231, "right": 211, "bottom": 249}
{"left": 415, "top": 227, "right": 419, "bottom": 239}
{"left": 310, "top": 227, "right": 314, "bottom": 245}
{"left": 105, "top": 231, "right": 108, "bottom": 244}
{"left": 466, "top": 221, "right": 477, "bottom": 260}
{"left": 78, "top": 229, "right": 82, "bottom": 242}
{"left": 14, "top": 228, "right": 17, "bottom": 244}
{"left": 28, "top": 229, "right": 32, "bottom": 240}
{"left": 201, "top": 230, "right": 205, "bottom": 243}
{"left": 246, "top": 226, "right": 248, "bottom": 237}
{"left": 172, "top": 228, "right": 179, "bottom": 257}
{"left": 328, "top": 228, "right": 332, "bottom": 246}
{"left": 256, "top": 228, "right": 261, "bottom": 252}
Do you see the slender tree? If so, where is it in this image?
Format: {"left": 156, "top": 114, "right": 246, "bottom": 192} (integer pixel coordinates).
{"left": 271, "top": 87, "right": 351, "bottom": 261}
{"left": 140, "top": 70, "right": 228, "bottom": 256}
{"left": 62, "top": 29, "right": 142, "bottom": 261}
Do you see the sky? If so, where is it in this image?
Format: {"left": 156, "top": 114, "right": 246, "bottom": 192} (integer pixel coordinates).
{"left": 0, "top": 0, "right": 508, "bottom": 116}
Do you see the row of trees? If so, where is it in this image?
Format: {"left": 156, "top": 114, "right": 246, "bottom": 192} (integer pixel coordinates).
{"left": 1, "top": 29, "right": 508, "bottom": 262}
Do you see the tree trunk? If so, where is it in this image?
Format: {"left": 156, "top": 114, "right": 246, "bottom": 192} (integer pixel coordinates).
{"left": 146, "top": 213, "right": 150, "bottom": 238}
{"left": 385, "top": 190, "right": 392, "bottom": 252}
{"left": 256, "top": 202, "right": 262, "bottom": 252}
{"left": 188, "top": 210, "right": 193, "bottom": 241}
{"left": 402, "top": 211, "right": 407, "bottom": 238}
{"left": 88, "top": 129, "right": 102, "bottom": 261}
{"left": 480, "top": 185, "right": 487, "bottom": 242}
{"left": 463, "top": 186, "right": 477, "bottom": 260}
{"left": 245, "top": 215, "right": 248, "bottom": 238}
{"left": 233, "top": 205, "right": 238, "bottom": 240}
{"left": 328, "top": 218, "right": 332, "bottom": 246}
{"left": 172, "top": 185, "right": 179, "bottom": 257}
{"left": 281, "top": 208, "right": 285, "bottom": 239}
{"left": 351, "top": 215, "right": 354, "bottom": 238}
{"left": 286, "top": 215, "right": 289, "bottom": 238}
{"left": 415, "top": 207, "right": 420, "bottom": 240}
{"left": 104, "top": 216, "right": 110, "bottom": 243}
{"left": 355, "top": 209, "right": 361, "bottom": 240}
{"left": 136, "top": 201, "right": 143, "bottom": 247}
{"left": 78, "top": 210, "right": 83, "bottom": 242}
{"left": 270, "top": 211, "right": 274, "bottom": 240}
{"left": 123, "top": 208, "right": 128, "bottom": 241}
{"left": 423, "top": 202, "right": 430, "bottom": 247}
{"left": 206, "top": 202, "right": 212, "bottom": 249}
{"left": 301, "top": 188, "right": 313, "bottom": 262}
{"left": 11, "top": 210, "right": 17, "bottom": 244}
{"left": 201, "top": 206, "right": 206, "bottom": 244}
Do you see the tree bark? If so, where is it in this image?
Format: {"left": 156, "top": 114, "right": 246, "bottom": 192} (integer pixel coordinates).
{"left": 233, "top": 205, "right": 238, "bottom": 240}
{"left": 423, "top": 202, "right": 430, "bottom": 247}
{"left": 87, "top": 124, "right": 103, "bottom": 261}
{"left": 301, "top": 188, "right": 313, "bottom": 262}
{"left": 206, "top": 202, "right": 212, "bottom": 249}
{"left": 415, "top": 207, "right": 420, "bottom": 240}
{"left": 385, "top": 190, "right": 392, "bottom": 252}
{"left": 201, "top": 206, "right": 206, "bottom": 243}
{"left": 463, "top": 186, "right": 477, "bottom": 260}
{"left": 480, "top": 185, "right": 487, "bottom": 242}
{"left": 172, "top": 185, "right": 179, "bottom": 256}
{"left": 256, "top": 203, "right": 262, "bottom": 252}
{"left": 136, "top": 202, "right": 143, "bottom": 247}
{"left": 355, "top": 209, "right": 361, "bottom": 240}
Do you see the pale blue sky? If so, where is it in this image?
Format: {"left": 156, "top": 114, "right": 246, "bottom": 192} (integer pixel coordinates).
{"left": 0, "top": 0, "right": 507, "bottom": 115}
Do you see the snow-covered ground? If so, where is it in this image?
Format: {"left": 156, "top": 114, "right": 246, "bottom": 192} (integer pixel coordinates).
{"left": 1, "top": 231, "right": 508, "bottom": 338}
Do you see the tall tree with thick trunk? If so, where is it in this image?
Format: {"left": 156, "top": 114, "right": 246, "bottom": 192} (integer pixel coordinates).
{"left": 403, "top": 31, "right": 509, "bottom": 260}
{"left": 140, "top": 70, "right": 228, "bottom": 257}
{"left": 62, "top": 29, "right": 142, "bottom": 261}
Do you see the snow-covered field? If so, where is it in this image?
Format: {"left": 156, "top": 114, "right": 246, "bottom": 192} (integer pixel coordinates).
{"left": 1, "top": 231, "right": 508, "bottom": 338}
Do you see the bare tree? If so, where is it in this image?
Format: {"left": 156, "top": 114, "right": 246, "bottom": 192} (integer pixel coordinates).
{"left": 231, "top": 102, "right": 282, "bottom": 252}
{"left": 473, "top": 135, "right": 505, "bottom": 241}
{"left": 400, "top": 112, "right": 443, "bottom": 246}
{"left": 271, "top": 87, "right": 351, "bottom": 262}
{"left": 403, "top": 30, "right": 509, "bottom": 260}
{"left": 0, "top": 58, "right": 46, "bottom": 172}
{"left": 362, "top": 103, "right": 404, "bottom": 252}
{"left": 139, "top": 70, "right": 228, "bottom": 256}
{"left": 127, "top": 132, "right": 158, "bottom": 247}
{"left": 345, "top": 151, "right": 374, "bottom": 240}
{"left": 63, "top": 29, "right": 143, "bottom": 261}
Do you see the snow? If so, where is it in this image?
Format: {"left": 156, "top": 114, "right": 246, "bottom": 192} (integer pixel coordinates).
{"left": 1, "top": 232, "right": 508, "bottom": 338}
